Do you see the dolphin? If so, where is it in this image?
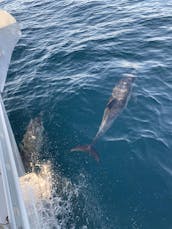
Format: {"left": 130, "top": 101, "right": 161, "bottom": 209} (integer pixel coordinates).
{"left": 19, "top": 114, "right": 44, "bottom": 172}
{"left": 71, "top": 74, "right": 135, "bottom": 162}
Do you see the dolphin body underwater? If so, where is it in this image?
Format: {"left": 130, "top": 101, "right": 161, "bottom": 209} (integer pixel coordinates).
{"left": 19, "top": 114, "right": 44, "bottom": 172}
{"left": 71, "top": 74, "right": 135, "bottom": 162}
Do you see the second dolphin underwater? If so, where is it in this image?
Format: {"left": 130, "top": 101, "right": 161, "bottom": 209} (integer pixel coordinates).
{"left": 19, "top": 114, "right": 44, "bottom": 172}
{"left": 71, "top": 74, "right": 135, "bottom": 161}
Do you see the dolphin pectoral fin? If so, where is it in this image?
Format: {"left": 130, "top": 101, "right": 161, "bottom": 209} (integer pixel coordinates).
{"left": 70, "top": 145, "right": 100, "bottom": 162}
{"left": 107, "top": 98, "right": 118, "bottom": 109}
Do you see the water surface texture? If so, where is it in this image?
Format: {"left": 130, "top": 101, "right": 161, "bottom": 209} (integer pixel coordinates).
{"left": 1, "top": 0, "right": 172, "bottom": 228}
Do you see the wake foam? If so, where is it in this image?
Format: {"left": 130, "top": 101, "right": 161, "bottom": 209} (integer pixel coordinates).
{"left": 20, "top": 161, "right": 107, "bottom": 228}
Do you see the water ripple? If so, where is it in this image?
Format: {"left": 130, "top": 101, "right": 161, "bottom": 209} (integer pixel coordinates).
{"left": 2, "top": 0, "right": 172, "bottom": 228}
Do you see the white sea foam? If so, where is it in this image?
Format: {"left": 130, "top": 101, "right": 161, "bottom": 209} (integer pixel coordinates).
{"left": 20, "top": 161, "right": 106, "bottom": 228}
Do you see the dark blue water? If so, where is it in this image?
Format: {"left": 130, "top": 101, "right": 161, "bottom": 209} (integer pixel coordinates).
{"left": 1, "top": 0, "right": 172, "bottom": 228}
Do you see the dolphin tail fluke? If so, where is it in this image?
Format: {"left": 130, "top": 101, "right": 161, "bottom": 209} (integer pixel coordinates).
{"left": 70, "top": 144, "right": 100, "bottom": 162}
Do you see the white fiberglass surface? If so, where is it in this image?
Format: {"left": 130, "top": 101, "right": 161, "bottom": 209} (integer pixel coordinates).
{"left": 0, "top": 10, "right": 21, "bottom": 92}
{"left": 0, "top": 96, "right": 30, "bottom": 229}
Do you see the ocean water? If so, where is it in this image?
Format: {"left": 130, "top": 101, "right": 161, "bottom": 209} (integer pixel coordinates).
{"left": 1, "top": 0, "right": 172, "bottom": 228}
